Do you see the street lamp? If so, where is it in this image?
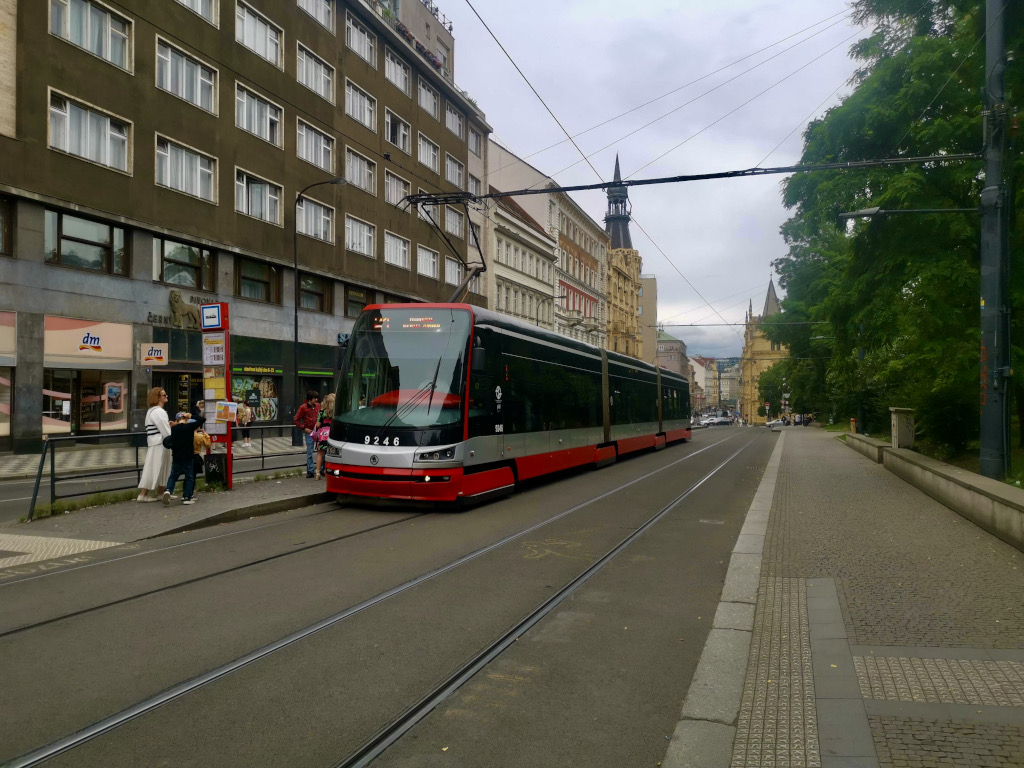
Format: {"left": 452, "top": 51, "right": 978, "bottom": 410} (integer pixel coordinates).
{"left": 535, "top": 293, "right": 568, "bottom": 327}
{"left": 293, "top": 176, "right": 346, "bottom": 424}
{"left": 837, "top": 206, "right": 978, "bottom": 220}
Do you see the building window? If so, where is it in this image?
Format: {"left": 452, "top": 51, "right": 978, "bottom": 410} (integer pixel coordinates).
{"left": 44, "top": 209, "right": 128, "bottom": 275}
{"left": 235, "top": 2, "right": 282, "bottom": 67}
{"left": 445, "top": 154, "right": 464, "bottom": 188}
{"left": 345, "top": 12, "right": 375, "bottom": 65}
{"left": 345, "top": 215, "right": 374, "bottom": 257}
{"left": 235, "top": 84, "right": 281, "bottom": 146}
{"left": 417, "top": 245, "right": 438, "bottom": 278}
{"left": 157, "top": 40, "right": 216, "bottom": 113}
{"left": 0, "top": 199, "right": 11, "bottom": 256}
{"left": 235, "top": 169, "right": 281, "bottom": 224}
{"left": 50, "top": 0, "right": 131, "bottom": 70}
{"left": 299, "top": 273, "right": 332, "bottom": 312}
{"left": 345, "top": 148, "right": 376, "bottom": 194}
{"left": 236, "top": 257, "right": 280, "bottom": 303}
{"left": 384, "top": 110, "right": 410, "bottom": 153}
{"left": 445, "top": 103, "right": 464, "bottom": 139}
{"left": 384, "top": 48, "right": 410, "bottom": 94}
{"left": 444, "top": 207, "right": 463, "bottom": 238}
{"left": 156, "top": 137, "right": 216, "bottom": 202}
{"left": 296, "top": 120, "right": 333, "bottom": 172}
{"left": 418, "top": 133, "right": 439, "bottom": 172}
{"left": 384, "top": 232, "right": 410, "bottom": 269}
{"left": 297, "top": 197, "right": 333, "bottom": 242}
{"left": 444, "top": 256, "right": 461, "bottom": 286}
{"left": 298, "top": 0, "right": 332, "bottom": 31}
{"left": 297, "top": 44, "right": 334, "bottom": 102}
{"left": 152, "top": 237, "right": 214, "bottom": 290}
{"left": 468, "top": 128, "right": 481, "bottom": 156}
{"left": 468, "top": 174, "right": 481, "bottom": 196}
{"left": 345, "top": 286, "right": 368, "bottom": 317}
{"left": 418, "top": 78, "right": 438, "bottom": 118}
{"left": 175, "top": 0, "right": 217, "bottom": 24}
{"left": 48, "top": 93, "right": 129, "bottom": 172}
{"left": 436, "top": 40, "right": 450, "bottom": 71}
{"left": 345, "top": 80, "right": 376, "bottom": 130}
{"left": 384, "top": 171, "right": 410, "bottom": 208}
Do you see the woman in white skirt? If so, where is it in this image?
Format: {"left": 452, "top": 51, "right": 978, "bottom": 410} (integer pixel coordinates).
{"left": 137, "top": 387, "right": 172, "bottom": 502}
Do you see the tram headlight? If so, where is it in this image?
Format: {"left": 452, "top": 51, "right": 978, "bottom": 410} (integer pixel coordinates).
{"left": 327, "top": 445, "right": 341, "bottom": 456}
{"left": 418, "top": 448, "right": 455, "bottom": 461}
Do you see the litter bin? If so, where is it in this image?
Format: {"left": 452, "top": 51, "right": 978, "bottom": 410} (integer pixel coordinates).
{"left": 204, "top": 453, "right": 227, "bottom": 485}
{"left": 291, "top": 426, "right": 304, "bottom": 447}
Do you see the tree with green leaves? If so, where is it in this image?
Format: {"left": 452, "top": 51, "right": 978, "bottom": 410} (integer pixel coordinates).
{"left": 766, "top": 0, "right": 1022, "bottom": 456}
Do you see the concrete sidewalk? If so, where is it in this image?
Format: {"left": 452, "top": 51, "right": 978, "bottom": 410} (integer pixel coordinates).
{"left": 666, "top": 427, "right": 1024, "bottom": 768}
{"left": 0, "top": 476, "right": 332, "bottom": 572}
{"left": 0, "top": 437, "right": 304, "bottom": 480}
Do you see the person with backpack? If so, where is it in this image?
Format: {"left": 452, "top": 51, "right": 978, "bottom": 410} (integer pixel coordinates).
{"left": 163, "top": 412, "right": 207, "bottom": 506}
{"left": 313, "top": 393, "right": 335, "bottom": 480}
{"left": 137, "top": 387, "right": 172, "bottom": 502}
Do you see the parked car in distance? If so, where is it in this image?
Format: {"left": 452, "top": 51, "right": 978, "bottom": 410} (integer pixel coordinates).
{"left": 766, "top": 418, "right": 785, "bottom": 427}
{"left": 712, "top": 416, "right": 732, "bottom": 426}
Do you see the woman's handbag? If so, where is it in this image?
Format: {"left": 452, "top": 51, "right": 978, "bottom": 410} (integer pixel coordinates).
{"left": 193, "top": 454, "right": 204, "bottom": 475}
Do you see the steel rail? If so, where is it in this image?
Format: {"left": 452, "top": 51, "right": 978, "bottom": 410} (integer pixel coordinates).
{"left": 0, "top": 509, "right": 426, "bottom": 639}
{"left": 335, "top": 435, "right": 758, "bottom": 768}
{"left": 5, "top": 430, "right": 742, "bottom": 768}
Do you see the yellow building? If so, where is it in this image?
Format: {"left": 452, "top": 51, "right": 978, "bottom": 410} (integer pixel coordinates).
{"left": 604, "top": 156, "right": 643, "bottom": 359}
{"left": 739, "top": 281, "right": 787, "bottom": 425}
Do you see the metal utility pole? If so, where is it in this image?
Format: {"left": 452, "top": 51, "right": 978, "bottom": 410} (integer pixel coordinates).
{"left": 979, "top": 0, "right": 1010, "bottom": 479}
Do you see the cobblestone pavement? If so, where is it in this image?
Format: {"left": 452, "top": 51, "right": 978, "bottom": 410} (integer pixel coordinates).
{"left": 870, "top": 717, "right": 1024, "bottom": 767}
{"left": 731, "top": 428, "right": 1024, "bottom": 768}
{"left": 0, "top": 437, "right": 302, "bottom": 479}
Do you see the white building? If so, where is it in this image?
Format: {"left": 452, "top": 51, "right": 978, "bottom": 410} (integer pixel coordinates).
{"left": 488, "top": 141, "right": 608, "bottom": 346}
{"left": 488, "top": 189, "right": 558, "bottom": 328}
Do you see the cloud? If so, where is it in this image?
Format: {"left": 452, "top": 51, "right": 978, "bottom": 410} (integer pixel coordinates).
{"left": 451, "top": 0, "right": 865, "bottom": 356}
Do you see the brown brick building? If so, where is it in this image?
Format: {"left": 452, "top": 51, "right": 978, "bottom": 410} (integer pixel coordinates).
{"left": 0, "top": 0, "right": 489, "bottom": 451}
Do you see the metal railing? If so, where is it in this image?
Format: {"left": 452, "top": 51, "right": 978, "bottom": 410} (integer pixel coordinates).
{"left": 26, "top": 425, "right": 308, "bottom": 521}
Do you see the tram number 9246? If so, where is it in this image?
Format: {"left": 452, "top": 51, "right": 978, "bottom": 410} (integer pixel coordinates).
{"left": 364, "top": 435, "right": 400, "bottom": 446}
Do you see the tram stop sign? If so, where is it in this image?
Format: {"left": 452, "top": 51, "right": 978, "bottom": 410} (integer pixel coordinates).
{"left": 765, "top": 401, "right": 770, "bottom": 409}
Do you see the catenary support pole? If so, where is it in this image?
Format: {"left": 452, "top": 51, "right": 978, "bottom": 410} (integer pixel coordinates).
{"left": 979, "top": 0, "right": 1010, "bottom": 479}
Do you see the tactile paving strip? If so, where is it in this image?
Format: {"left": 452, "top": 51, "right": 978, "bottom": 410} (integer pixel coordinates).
{"left": 854, "top": 655, "right": 1024, "bottom": 707}
{"left": 732, "top": 576, "right": 820, "bottom": 768}
{"left": 0, "top": 533, "right": 122, "bottom": 569}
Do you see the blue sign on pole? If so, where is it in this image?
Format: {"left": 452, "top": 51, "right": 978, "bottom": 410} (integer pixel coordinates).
{"left": 200, "top": 304, "right": 223, "bottom": 330}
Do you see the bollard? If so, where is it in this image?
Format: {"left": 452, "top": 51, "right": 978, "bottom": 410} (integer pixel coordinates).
{"left": 850, "top": 417, "right": 857, "bottom": 433}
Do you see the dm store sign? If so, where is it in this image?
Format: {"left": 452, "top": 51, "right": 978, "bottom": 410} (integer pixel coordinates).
{"left": 44, "top": 317, "right": 133, "bottom": 370}
{"left": 140, "top": 343, "right": 169, "bottom": 366}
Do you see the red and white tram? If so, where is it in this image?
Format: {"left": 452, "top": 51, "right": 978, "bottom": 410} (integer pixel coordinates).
{"left": 324, "top": 304, "right": 691, "bottom": 503}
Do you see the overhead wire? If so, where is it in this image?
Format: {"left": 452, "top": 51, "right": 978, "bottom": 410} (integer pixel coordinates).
{"left": 488, "top": 9, "right": 855, "bottom": 179}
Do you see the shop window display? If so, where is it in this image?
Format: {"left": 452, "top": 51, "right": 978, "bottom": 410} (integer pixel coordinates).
{"left": 0, "top": 367, "right": 11, "bottom": 438}
{"left": 231, "top": 375, "right": 279, "bottom": 423}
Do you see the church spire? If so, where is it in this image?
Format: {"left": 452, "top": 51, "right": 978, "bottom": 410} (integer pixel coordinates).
{"left": 605, "top": 154, "right": 633, "bottom": 249}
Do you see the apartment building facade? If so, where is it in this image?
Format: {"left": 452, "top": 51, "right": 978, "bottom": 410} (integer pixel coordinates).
{"left": 638, "top": 274, "right": 657, "bottom": 364}
{"left": 0, "top": 0, "right": 489, "bottom": 452}
{"left": 604, "top": 157, "right": 642, "bottom": 359}
{"left": 487, "top": 141, "right": 608, "bottom": 347}
{"left": 488, "top": 189, "right": 557, "bottom": 329}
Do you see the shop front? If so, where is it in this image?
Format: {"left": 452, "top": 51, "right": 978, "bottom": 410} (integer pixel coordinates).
{"left": 151, "top": 327, "right": 205, "bottom": 419}
{"left": 230, "top": 365, "right": 282, "bottom": 425}
{"left": 0, "top": 312, "right": 15, "bottom": 450}
{"left": 43, "top": 317, "right": 133, "bottom": 436}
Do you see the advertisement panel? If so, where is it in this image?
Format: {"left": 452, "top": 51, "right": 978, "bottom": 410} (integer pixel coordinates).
{"left": 44, "top": 317, "right": 133, "bottom": 370}
{"left": 0, "top": 312, "right": 15, "bottom": 366}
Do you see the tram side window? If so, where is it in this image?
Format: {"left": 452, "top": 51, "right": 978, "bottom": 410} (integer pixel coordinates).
{"left": 610, "top": 371, "right": 658, "bottom": 425}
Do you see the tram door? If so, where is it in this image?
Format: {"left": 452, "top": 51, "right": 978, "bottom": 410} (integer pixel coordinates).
{"left": 466, "top": 327, "right": 505, "bottom": 463}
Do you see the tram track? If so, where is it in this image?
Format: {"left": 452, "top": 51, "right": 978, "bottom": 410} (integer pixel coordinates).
{"left": 336, "top": 437, "right": 755, "bottom": 768}
{"left": 4, "top": 430, "right": 751, "bottom": 768}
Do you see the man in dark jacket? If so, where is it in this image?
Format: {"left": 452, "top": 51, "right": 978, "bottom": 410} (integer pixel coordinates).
{"left": 164, "top": 412, "right": 206, "bottom": 505}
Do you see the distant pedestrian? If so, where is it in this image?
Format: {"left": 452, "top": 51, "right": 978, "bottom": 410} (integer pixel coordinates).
{"left": 193, "top": 423, "right": 211, "bottom": 478}
{"left": 137, "top": 387, "right": 172, "bottom": 502}
{"left": 293, "top": 390, "right": 320, "bottom": 478}
{"left": 236, "top": 401, "right": 253, "bottom": 447}
{"left": 313, "top": 393, "right": 335, "bottom": 480}
{"left": 164, "top": 412, "right": 206, "bottom": 506}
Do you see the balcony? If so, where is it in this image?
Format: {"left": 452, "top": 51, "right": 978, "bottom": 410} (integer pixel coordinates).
{"left": 363, "top": 0, "right": 462, "bottom": 89}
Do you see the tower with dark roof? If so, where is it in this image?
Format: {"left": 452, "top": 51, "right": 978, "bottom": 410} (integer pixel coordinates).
{"left": 604, "top": 155, "right": 633, "bottom": 250}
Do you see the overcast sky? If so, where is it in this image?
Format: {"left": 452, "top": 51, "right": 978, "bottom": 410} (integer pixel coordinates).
{"left": 438, "top": 0, "right": 869, "bottom": 357}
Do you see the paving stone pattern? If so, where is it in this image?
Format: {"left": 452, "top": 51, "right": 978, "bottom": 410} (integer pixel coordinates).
{"left": 869, "top": 717, "right": 1024, "bottom": 768}
{"left": 855, "top": 656, "right": 1024, "bottom": 707}
{"left": 763, "top": 432, "right": 1024, "bottom": 649}
{"left": 732, "top": 576, "right": 820, "bottom": 768}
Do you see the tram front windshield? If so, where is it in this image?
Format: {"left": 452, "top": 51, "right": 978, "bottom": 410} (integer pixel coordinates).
{"left": 334, "top": 308, "right": 471, "bottom": 440}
